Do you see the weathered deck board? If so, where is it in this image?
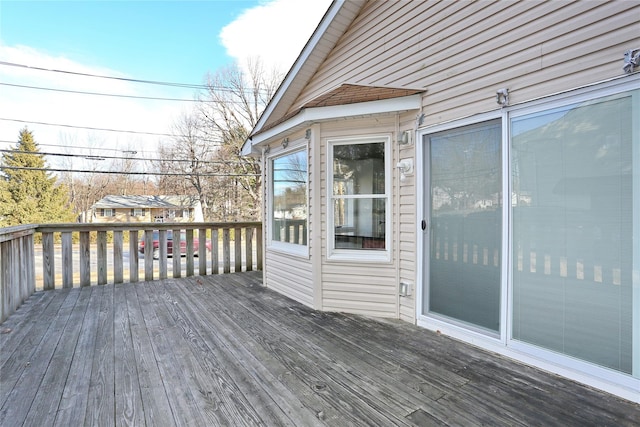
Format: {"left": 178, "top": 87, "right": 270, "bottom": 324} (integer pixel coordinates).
{"left": 54, "top": 286, "right": 102, "bottom": 427}
{"left": 0, "top": 272, "right": 638, "bottom": 426}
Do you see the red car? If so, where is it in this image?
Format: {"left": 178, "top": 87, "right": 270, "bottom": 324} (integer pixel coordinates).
{"left": 138, "top": 230, "right": 211, "bottom": 260}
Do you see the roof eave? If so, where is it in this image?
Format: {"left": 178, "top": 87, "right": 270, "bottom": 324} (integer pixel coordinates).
{"left": 244, "top": 94, "right": 422, "bottom": 150}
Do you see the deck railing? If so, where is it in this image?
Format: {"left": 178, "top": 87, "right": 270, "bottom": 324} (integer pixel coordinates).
{"left": 0, "top": 222, "right": 262, "bottom": 322}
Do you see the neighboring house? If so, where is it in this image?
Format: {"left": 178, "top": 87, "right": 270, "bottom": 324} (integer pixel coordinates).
{"left": 90, "top": 195, "right": 204, "bottom": 223}
{"left": 242, "top": 1, "right": 640, "bottom": 402}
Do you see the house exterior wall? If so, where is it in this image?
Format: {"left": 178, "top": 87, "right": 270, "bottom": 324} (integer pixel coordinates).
{"left": 275, "top": 0, "right": 638, "bottom": 323}
{"left": 262, "top": 114, "right": 418, "bottom": 317}
{"left": 252, "top": 1, "right": 640, "bottom": 401}
{"left": 91, "top": 208, "right": 195, "bottom": 223}
{"left": 293, "top": 1, "right": 637, "bottom": 124}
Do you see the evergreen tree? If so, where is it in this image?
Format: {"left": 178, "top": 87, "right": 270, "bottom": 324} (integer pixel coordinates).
{"left": 0, "top": 128, "right": 75, "bottom": 226}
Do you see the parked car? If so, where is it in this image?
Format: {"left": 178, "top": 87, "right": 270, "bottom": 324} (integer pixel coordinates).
{"left": 138, "top": 230, "right": 212, "bottom": 260}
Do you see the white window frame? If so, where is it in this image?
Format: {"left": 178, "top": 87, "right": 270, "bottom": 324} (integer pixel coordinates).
{"left": 416, "top": 75, "right": 640, "bottom": 402}
{"left": 266, "top": 139, "right": 309, "bottom": 257}
{"left": 327, "top": 135, "right": 391, "bottom": 262}
{"left": 102, "top": 208, "right": 115, "bottom": 217}
{"left": 132, "top": 208, "right": 145, "bottom": 217}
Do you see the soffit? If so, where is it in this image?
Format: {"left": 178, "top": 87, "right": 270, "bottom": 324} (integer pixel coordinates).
{"left": 254, "top": 84, "right": 424, "bottom": 136}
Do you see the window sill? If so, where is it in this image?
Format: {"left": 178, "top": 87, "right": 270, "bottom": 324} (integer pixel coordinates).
{"left": 267, "top": 241, "right": 310, "bottom": 259}
{"left": 327, "top": 249, "right": 391, "bottom": 263}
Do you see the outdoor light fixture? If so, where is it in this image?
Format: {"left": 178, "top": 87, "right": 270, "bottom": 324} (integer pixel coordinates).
{"left": 496, "top": 88, "right": 509, "bottom": 106}
{"left": 397, "top": 159, "right": 414, "bottom": 174}
{"left": 305, "top": 129, "right": 311, "bottom": 139}
{"left": 398, "top": 130, "right": 413, "bottom": 146}
{"left": 397, "top": 158, "right": 414, "bottom": 182}
{"left": 282, "top": 137, "right": 289, "bottom": 148}
{"left": 263, "top": 145, "right": 270, "bottom": 154}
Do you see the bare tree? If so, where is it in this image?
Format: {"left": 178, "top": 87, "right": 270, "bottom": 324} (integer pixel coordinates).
{"left": 197, "top": 58, "right": 282, "bottom": 221}
{"left": 154, "top": 112, "right": 213, "bottom": 216}
{"left": 155, "top": 58, "right": 281, "bottom": 221}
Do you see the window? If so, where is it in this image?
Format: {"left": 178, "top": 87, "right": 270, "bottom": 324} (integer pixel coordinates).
{"left": 167, "top": 210, "right": 176, "bottom": 219}
{"left": 101, "top": 208, "right": 115, "bottom": 217}
{"left": 269, "top": 147, "right": 308, "bottom": 254}
{"left": 328, "top": 136, "right": 390, "bottom": 260}
{"left": 182, "top": 209, "right": 190, "bottom": 218}
{"left": 131, "top": 208, "right": 145, "bottom": 217}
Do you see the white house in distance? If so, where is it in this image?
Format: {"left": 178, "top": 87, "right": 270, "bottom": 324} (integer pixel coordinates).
{"left": 242, "top": 1, "right": 640, "bottom": 402}
{"left": 89, "top": 195, "right": 204, "bottom": 223}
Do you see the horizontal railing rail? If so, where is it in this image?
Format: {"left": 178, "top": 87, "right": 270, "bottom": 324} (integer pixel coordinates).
{"left": 0, "top": 222, "right": 263, "bottom": 322}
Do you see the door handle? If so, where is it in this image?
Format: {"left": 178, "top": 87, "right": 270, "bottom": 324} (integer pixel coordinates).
{"left": 421, "top": 220, "right": 427, "bottom": 231}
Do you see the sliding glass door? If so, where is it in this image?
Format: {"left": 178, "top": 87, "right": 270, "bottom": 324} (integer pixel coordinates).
{"left": 421, "top": 86, "right": 639, "bottom": 385}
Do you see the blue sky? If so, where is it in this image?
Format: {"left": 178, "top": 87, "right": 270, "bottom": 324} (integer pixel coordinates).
{"left": 1, "top": 1, "right": 251, "bottom": 84}
{"left": 0, "top": 0, "right": 331, "bottom": 164}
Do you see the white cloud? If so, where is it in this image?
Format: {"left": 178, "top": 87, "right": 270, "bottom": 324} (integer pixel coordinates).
{"left": 220, "top": 0, "right": 332, "bottom": 75}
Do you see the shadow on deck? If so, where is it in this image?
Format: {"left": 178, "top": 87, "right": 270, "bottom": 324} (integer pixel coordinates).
{"left": 1, "top": 271, "right": 637, "bottom": 426}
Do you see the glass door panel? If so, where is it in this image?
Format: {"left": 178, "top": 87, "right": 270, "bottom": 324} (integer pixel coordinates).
{"left": 511, "top": 92, "right": 637, "bottom": 376}
{"left": 423, "top": 120, "right": 502, "bottom": 333}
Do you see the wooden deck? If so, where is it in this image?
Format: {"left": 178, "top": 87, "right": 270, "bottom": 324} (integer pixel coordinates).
{"left": 1, "top": 272, "right": 637, "bottom": 426}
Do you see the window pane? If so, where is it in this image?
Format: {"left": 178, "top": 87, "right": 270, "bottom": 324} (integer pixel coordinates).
{"left": 333, "top": 142, "right": 385, "bottom": 195}
{"left": 272, "top": 150, "right": 307, "bottom": 245}
{"left": 512, "top": 93, "right": 636, "bottom": 376}
{"left": 333, "top": 198, "right": 386, "bottom": 249}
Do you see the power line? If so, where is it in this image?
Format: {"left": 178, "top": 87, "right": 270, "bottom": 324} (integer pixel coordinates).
{"left": 0, "top": 140, "right": 165, "bottom": 155}
{"left": 0, "top": 60, "right": 207, "bottom": 89}
{"left": 0, "top": 61, "right": 270, "bottom": 93}
{"left": 0, "top": 148, "right": 248, "bottom": 165}
{"left": 0, "top": 165, "right": 261, "bottom": 177}
{"left": 0, "top": 82, "right": 200, "bottom": 102}
{"left": 0, "top": 117, "right": 224, "bottom": 142}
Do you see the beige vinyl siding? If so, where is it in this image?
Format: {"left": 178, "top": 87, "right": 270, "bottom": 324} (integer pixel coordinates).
{"left": 322, "top": 265, "right": 397, "bottom": 316}
{"left": 290, "top": 1, "right": 638, "bottom": 127}
{"left": 318, "top": 115, "right": 402, "bottom": 318}
{"left": 265, "top": 251, "right": 313, "bottom": 307}
{"left": 398, "top": 141, "right": 417, "bottom": 323}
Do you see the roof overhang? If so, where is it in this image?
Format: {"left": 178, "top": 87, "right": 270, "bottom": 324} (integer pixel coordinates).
{"left": 241, "top": 93, "right": 422, "bottom": 155}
